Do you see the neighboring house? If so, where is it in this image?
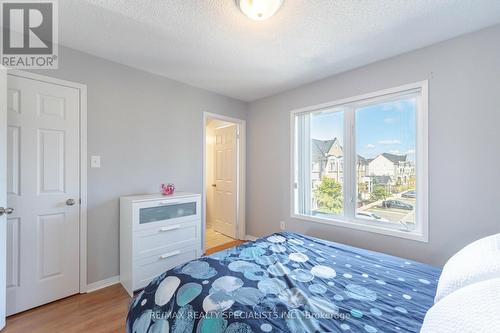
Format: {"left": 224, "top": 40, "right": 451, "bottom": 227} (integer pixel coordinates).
{"left": 367, "top": 153, "right": 414, "bottom": 185}
{"left": 312, "top": 140, "right": 415, "bottom": 198}
{"left": 357, "top": 155, "right": 369, "bottom": 180}
{"left": 360, "top": 153, "right": 415, "bottom": 199}
{"left": 311, "top": 138, "right": 344, "bottom": 187}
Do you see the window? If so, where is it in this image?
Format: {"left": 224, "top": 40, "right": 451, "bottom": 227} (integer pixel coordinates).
{"left": 292, "top": 82, "right": 428, "bottom": 241}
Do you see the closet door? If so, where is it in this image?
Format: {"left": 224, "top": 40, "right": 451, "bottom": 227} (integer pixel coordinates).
{"left": 6, "top": 74, "right": 80, "bottom": 315}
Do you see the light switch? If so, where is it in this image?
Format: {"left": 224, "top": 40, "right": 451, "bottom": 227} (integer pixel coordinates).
{"left": 90, "top": 155, "right": 101, "bottom": 168}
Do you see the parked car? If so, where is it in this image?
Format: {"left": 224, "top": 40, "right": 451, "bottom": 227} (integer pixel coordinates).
{"left": 382, "top": 200, "right": 413, "bottom": 210}
{"left": 402, "top": 190, "right": 416, "bottom": 198}
{"left": 356, "top": 212, "right": 389, "bottom": 222}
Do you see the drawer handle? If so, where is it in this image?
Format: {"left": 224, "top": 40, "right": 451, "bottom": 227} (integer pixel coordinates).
{"left": 157, "top": 200, "right": 182, "bottom": 206}
{"left": 159, "top": 250, "right": 181, "bottom": 260}
{"left": 159, "top": 225, "right": 181, "bottom": 232}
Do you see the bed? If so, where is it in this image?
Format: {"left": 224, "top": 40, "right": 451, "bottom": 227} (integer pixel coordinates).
{"left": 127, "top": 232, "right": 441, "bottom": 333}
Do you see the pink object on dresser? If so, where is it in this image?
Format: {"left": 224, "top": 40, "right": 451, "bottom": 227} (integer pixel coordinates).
{"left": 160, "top": 183, "right": 175, "bottom": 195}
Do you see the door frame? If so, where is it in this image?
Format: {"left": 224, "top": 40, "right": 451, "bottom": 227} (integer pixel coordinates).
{"left": 202, "top": 112, "right": 246, "bottom": 251}
{"left": 1, "top": 66, "right": 7, "bottom": 328}
{"left": 6, "top": 69, "right": 88, "bottom": 293}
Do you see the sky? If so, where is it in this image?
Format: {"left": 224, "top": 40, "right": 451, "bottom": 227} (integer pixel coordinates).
{"left": 311, "top": 98, "right": 416, "bottom": 160}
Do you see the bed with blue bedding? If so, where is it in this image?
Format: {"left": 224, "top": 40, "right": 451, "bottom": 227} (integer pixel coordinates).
{"left": 127, "top": 232, "right": 441, "bottom": 333}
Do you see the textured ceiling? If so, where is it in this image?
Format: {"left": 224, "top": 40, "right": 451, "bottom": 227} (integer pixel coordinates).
{"left": 59, "top": 0, "right": 500, "bottom": 101}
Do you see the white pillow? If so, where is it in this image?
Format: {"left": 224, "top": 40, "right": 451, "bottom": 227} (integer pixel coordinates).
{"left": 434, "top": 233, "right": 500, "bottom": 303}
{"left": 421, "top": 278, "right": 500, "bottom": 333}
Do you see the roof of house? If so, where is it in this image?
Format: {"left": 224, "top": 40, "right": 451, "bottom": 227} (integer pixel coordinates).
{"left": 380, "top": 153, "right": 407, "bottom": 163}
{"left": 312, "top": 138, "right": 342, "bottom": 162}
{"left": 357, "top": 155, "right": 371, "bottom": 165}
{"left": 311, "top": 141, "right": 407, "bottom": 166}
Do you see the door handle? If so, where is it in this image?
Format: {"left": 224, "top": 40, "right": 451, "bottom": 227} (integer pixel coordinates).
{"left": 66, "top": 199, "right": 76, "bottom": 206}
{"left": 211, "top": 184, "right": 216, "bottom": 187}
{"left": 0, "top": 207, "right": 14, "bottom": 216}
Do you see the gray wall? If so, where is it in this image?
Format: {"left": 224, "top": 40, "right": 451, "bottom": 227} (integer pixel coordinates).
{"left": 33, "top": 47, "right": 247, "bottom": 284}
{"left": 246, "top": 25, "right": 500, "bottom": 267}
{"left": 26, "top": 24, "right": 500, "bottom": 283}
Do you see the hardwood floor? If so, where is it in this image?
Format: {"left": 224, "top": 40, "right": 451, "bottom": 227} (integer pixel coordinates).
{"left": 205, "top": 226, "right": 238, "bottom": 249}
{"left": 205, "top": 239, "right": 245, "bottom": 255}
{"left": 4, "top": 284, "right": 131, "bottom": 333}
{"left": 3, "top": 240, "right": 246, "bottom": 332}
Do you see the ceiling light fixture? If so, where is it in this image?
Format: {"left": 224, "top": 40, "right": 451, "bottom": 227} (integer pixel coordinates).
{"left": 236, "top": 0, "right": 283, "bottom": 21}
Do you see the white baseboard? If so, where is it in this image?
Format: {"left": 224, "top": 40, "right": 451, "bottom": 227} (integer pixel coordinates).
{"left": 86, "top": 275, "right": 120, "bottom": 293}
{"left": 245, "top": 235, "right": 258, "bottom": 241}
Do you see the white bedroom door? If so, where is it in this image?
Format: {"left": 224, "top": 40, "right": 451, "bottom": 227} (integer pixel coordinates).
{"left": 213, "top": 124, "right": 238, "bottom": 238}
{"left": 0, "top": 67, "right": 8, "bottom": 328}
{"left": 6, "top": 74, "right": 80, "bottom": 315}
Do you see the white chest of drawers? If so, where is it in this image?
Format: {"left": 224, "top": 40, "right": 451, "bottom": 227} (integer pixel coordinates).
{"left": 120, "top": 192, "right": 202, "bottom": 296}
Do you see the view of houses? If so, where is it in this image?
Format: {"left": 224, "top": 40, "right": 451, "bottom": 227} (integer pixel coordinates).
{"left": 311, "top": 138, "right": 416, "bottom": 226}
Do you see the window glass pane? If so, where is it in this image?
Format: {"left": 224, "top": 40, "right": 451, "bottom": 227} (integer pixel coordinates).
{"left": 294, "top": 109, "right": 344, "bottom": 219}
{"left": 312, "top": 110, "right": 344, "bottom": 217}
{"left": 356, "top": 97, "right": 417, "bottom": 229}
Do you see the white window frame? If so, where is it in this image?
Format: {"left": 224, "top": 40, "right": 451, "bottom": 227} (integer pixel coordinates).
{"left": 290, "top": 81, "right": 428, "bottom": 242}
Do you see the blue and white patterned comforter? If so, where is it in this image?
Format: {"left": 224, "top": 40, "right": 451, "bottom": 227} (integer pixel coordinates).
{"left": 127, "top": 232, "right": 440, "bottom": 333}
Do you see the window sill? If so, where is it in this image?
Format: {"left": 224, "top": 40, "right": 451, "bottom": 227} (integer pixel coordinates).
{"left": 291, "top": 213, "right": 428, "bottom": 243}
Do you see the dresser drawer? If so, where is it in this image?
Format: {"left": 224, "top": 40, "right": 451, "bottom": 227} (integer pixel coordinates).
{"left": 132, "top": 196, "right": 201, "bottom": 231}
{"left": 132, "top": 245, "right": 199, "bottom": 291}
{"left": 133, "top": 220, "right": 200, "bottom": 259}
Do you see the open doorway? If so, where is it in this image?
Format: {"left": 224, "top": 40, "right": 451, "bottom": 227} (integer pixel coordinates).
{"left": 203, "top": 113, "right": 245, "bottom": 252}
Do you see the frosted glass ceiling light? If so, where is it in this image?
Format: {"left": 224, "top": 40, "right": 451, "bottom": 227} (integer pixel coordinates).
{"left": 236, "top": 0, "right": 283, "bottom": 21}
